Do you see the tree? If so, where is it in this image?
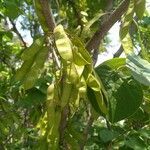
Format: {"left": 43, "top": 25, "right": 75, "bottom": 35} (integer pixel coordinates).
{"left": 0, "top": 0, "right": 150, "bottom": 149}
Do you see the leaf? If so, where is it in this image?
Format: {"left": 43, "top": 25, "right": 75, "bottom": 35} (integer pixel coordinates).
{"left": 73, "top": 47, "right": 90, "bottom": 66}
{"left": 139, "top": 129, "right": 150, "bottom": 139}
{"left": 126, "top": 53, "right": 150, "bottom": 86}
{"left": 19, "top": 88, "right": 46, "bottom": 108}
{"left": 121, "top": 33, "right": 133, "bottom": 54}
{"left": 74, "top": 65, "right": 84, "bottom": 78}
{"left": 23, "top": 47, "right": 49, "bottom": 90}
{"left": 21, "top": 36, "right": 45, "bottom": 61}
{"left": 82, "top": 11, "right": 106, "bottom": 36}
{"left": 134, "top": 0, "right": 146, "bottom": 19}
{"left": 15, "top": 59, "right": 34, "bottom": 81}
{"left": 96, "top": 63, "right": 143, "bottom": 123}
{"left": 16, "top": 46, "right": 49, "bottom": 90}
{"left": 87, "top": 87, "right": 107, "bottom": 115}
{"left": 54, "top": 24, "right": 73, "bottom": 61}
{"left": 67, "top": 63, "right": 79, "bottom": 84}
{"left": 120, "top": 0, "right": 134, "bottom": 40}
{"left": 100, "top": 58, "right": 126, "bottom": 69}
{"left": 87, "top": 74, "right": 100, "bottom": 91}
{"left": 86, "top": 72, "right": 107, "bottom": 115}
{"left": 71, "top": 36, "right": 92, "bottom": 64}
{"left": 99, "top": 129, "right": 119, "bottom": 143}
{"left": 3, "top": 1, "right": 21, "bottom": 19}
{"left": 125, "top": 136, "right": 147, "bottom": 150}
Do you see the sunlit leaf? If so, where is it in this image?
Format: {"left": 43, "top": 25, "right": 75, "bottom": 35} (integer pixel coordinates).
{"left": 73, "top": 47, "right": 90, "bottom": 66}
{"left": 134, "top": 0, "right": 146, "bottom": 19}
{"left": 87, "top": 74, "right": 100, "bottom": 91}
{"left": 82, "top": 11, "right": 106, "bottom": 36}
{"left": 120, "top": 0, "right": 134, "bottom": 39}
{"left": 121, "top": 33, "right": 133, "bottom": 54}
{"left": 126, "top": 53, "right": 150, "bottom": 86}
{"left": 21, "top": 37, "right": 45, "bottom": 61}
{"left": 71, "top": 36, "right": 92, "bottom": 64}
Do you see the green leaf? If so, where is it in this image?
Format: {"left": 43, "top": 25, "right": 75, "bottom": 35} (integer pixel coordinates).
{"left": 134, "top": 0, "right": 146, "bottom": 19}
{"left": 23, "top": 47, "right": 49, "bottom": 90}
{"left": 100, "top": 58, "right": 126, "bottom": 69}
{"left": 67, "top": 63, "right": 79, "bottom": 84}
{"left": 15, "top": 59, "right": 34, "bottom": 81}
{"left": 82, "top": 11, "right": 106, "bottom": 36}
{"left": 99, "top": 129, "right": 119, "bottom": 143}
{"left": 96, "top": 63, "right": 143, "bottom": 123}
{"left": 3, "top": 1, "right": 21, "bottom": 19}
{"left": 19, "top": 88, "right": 46, "bottom": 108}
{"left": 71, "top": 36, "right": 92, "bottom": 65}
{"left": 21, "top": 37, "right": 45, "bottom": 61}
{"left": 87, "top": 74, "right": 100, "bottom": 91}
{"left": 54, "top": 24, "right": 73, "bottom": 61}
{"left": 16, "top": 46, "right": 49, "bottom": 90}
{"left": 120, "top": 0, "right": 135, "bottom": 55}
{"left": 126, "top": 53, "right": 150, "bottom": 86}
{"left": 121, "top": 33, "right": 133, "bottom": 54}
{"left": 120, "top": 0, "right": 134, "bottom": 39}
{"left": 139, "top": 129, "right": 150, "bottom": 139}
{"left": 87, "top": 87, "right": 107, "bottom": 115}
{"left": 125, "top": 136, "right": 147, "bottom": 150}
{"left": 73, "top": 48, "right": 90, "bottom": 66}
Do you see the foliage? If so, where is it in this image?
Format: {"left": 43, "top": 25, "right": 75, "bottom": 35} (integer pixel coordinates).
{"left": 0, "top": 0, "right": 150, "bottom": 149}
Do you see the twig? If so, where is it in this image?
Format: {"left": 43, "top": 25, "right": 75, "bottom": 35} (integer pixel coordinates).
{"left": 113, "top": 45, "right": 124, "bottom": 58}
{"left": 9, "top": 19, "right": 27, "bottom": 48}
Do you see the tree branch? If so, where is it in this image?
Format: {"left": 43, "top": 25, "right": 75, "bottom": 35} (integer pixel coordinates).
{"left": 59, "top": 105, "right": 70, "bottom": 149}
{"left": 86, "top": 0, "right": 130, "bottom": 61}
{"left": 39, "top": 0, "right": 56, "bottom": 32}
{"left": 9, "top": 19, "right": 27, "bottom": 48}
{"left": 113, "top": 45, "right": 124, "bottom": 57}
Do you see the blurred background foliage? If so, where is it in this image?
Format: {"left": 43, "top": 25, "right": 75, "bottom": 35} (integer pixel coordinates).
{"left": 0, "top": 0, "right": 150, "bottom": 149}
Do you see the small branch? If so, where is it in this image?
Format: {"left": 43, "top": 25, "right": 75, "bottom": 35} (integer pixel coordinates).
{"left": 39, "top": 0, "right": 56, "bottom": 32}
{"left": 86, "top": 0, "right": 130, "bottom": 57}
{"left": 59, "top": 105, "right": 70, "bottom": 149}
{"left": 47, "top": 36, "right": 61, "bottom": 69}
{"left": 113, "top": 45, "right": 124, "bottom": 57}
{"left": 9, "top": 19, "right": 27, "bottom": 48}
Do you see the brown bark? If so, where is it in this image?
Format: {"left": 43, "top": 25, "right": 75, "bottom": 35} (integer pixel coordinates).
{"left": 39, "top": 0, "right": 56, "bottom": 32}
{"left": 86, "top": 0, "right": 130, "bottom": 63}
